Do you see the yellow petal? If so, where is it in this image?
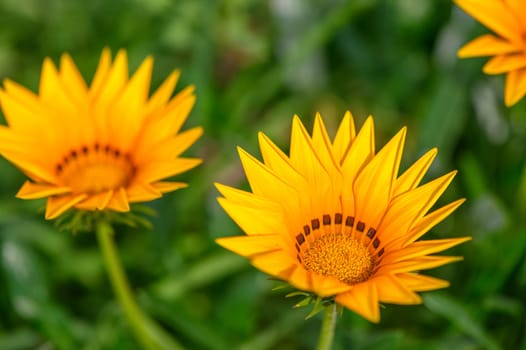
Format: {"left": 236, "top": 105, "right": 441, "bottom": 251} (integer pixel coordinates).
{"left": 136, "top": 158, "right": 202, "bottom": 183}
{"left": 126, "top": 182, "right": 162, "bottom": 202}
{"left": 0, "top": 129, "right": 57, "bottom": 183}
{"left": 379, "top": 256, "right": 463, "bottom": 274}
{"left": 258, "top": 132, "right": 306, "bottom": 188}
{"left": 393, "top": 148, "right": 437, "bottom": 197}
{"left": 374, "top": 274, "right": 422, "bottom": 304}
{"left": 332, "top": 111, "right": 356, "bottom": 163}
{"left": 238, "top": 147, "right": 299, "bottom": 206}
{"left": 45, "top": 194, "right": 87, "bottom": 219}
{"left": 39, "top": 58, "right": 76, "bottom": 112}
{"left": 383, "top": 237, "right": 471, "bottom": 264}
{"left": 505, "top": 68, "right": 526, "bottom": 106}
{"left": 340, "top": 116, "right": 375, "bottom": 215}
{"left": 134, "top": 126, "right": 202, "bottom": 164}
{"left": 1, "top": 80, "right": 44, "bottom": 130}
{"left": 216, "top": 183, "right": 281, "bottom": 209}
{"left": 354, "top": 127, "right": 406, "bottom": 229}
{"left": 311, "top": 114, "right": 343, "bottom": 219}
{"left": 109, "top": 56, "right": 154, "bottom": 150}
{"left": 217, "top": 197, "right": 286, "bottom": 236}
{"left": 137, "top": 94, "right": 196, "bottom": 149}
{"left": 59, "top": 53, "right": 89, "bottom": 105}
{"left": 108, "top": 187, "right": 131, "bottom": 211}
{"left": 215, "top": 234, "right": 283, "bottom": 257}
{"left": 396, "top": 273, "right": 450, "bottom": 292}
{"left": 458, "top": 34, "right": 520, "bottom": 58}
{"left": 89, "top": 48, "right": 112, "bottom": 98}
{"left": 145, "top": 69, "right": 181, "bottom": 112}
{"left": 310, "top": 273, "right": 352, "bottom": 297}
{"left": 312, "top": 113, "right": 341, "bottom": 180}
{"left": 289, "top": 116, "right": 331, "bottom": 217}
{"left": 483, "top": 54, "right": 526, "bottom": 74}
{"left": 75, "top": 190, "right": 114, "bottom": 210}
{"left": 455, "top": 0, "right": 522, "bottom": 43}
{"left": 151, "top": 181, "right": 187, "bottom": 194}
{"left": 282, "top": 265, "right": 313, "bottom": 292}
{"left": 250, "top": 250, "right": 297, "bottom": 277}
{"left": 404, "top": 199, "right": 466, "bottom": 246}
{"left": 378, "top": 171, "right": 458, "bottom": 247}
{"left": 16, "top": 181, "right": 71, "bottom": 199}
{"left": 506, "top": 0, "right": 526, "bottom": 26}
{"left": 335, "top": 282, "right": 380, "bottom": 323}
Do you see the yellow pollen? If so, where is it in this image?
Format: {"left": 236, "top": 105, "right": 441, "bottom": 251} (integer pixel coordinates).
{"left": 303, "top": 234, "right": 374, "bottom": 285}
{"left": 56, "top": 145, "right": 135, "bottom": 194}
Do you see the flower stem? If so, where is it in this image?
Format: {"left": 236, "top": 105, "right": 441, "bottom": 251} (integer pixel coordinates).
{"left": 96, "top": 221, "right": 183, "bottom": 350}
{"left": 316, "top": 302, "right": 338, "bottom": 350}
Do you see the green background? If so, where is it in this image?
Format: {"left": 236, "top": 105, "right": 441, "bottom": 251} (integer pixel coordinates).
{"left": 0, "top": 0, "right": 524, "bottom": 349}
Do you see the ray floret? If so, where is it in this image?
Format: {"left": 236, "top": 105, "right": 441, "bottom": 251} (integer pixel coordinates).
{"left": 216, "top": 112, "right": 469, "bottom": 322}
{"left": 0, "top": 49, "right": 202, "bottom": 219}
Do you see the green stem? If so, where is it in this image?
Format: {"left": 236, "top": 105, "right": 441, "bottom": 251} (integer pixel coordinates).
{"left": 316, "top": 303, "right": 338, "bottom": 350}
{"left": 96, "top": 221, "right": 184, "bottom": 350}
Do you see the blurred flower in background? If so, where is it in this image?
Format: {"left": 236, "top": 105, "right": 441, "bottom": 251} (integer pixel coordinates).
{"left": 456, "top": 0, "right": 526, "bottom": 106}
{"left": 216, "top": 112, "right": 470, "bottom": 322}
{"left": 0, "top": 49, "right": 202, "bottom": 219}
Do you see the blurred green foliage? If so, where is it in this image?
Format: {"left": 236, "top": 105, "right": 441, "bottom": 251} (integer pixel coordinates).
{"left": 0, "top": 0, "right": 525, "bottom": 349}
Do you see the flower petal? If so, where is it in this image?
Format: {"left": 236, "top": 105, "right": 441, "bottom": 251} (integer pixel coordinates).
{"left": 395, "top": 273, "right": 450, "bottom": 292}
{"left": 379, "top": 256, "right": 463, "bottom": 274}
{"left": 383, "top": 237, "right": 471, "bottom": 264}
{"left": 354, "top": 127, "right": 406, "bottom": 229}
{"left": 108, "top": 187, "right": 130, "bottom": 212}
{"left": 393, "top": 148, "right": 437, "bottom": 197}
{"left": 336, "top": 282, "right": 380, "bottom": 323}
{"left": 374, "top": 274, "right": 422, "bottom": 304}
{"left": 505, "top": 68, "right": 526, "bottom": 106}
{"left": 458, "top": 34, "right": 520, "bottom": 58}
{"left": 455, "top": 0, "right": 522, "bottom": 43}
{"left": 16, "top": 181, "right": 70, "bottom": 199}
{"left": 216, "top": 234, "right": 283, "bottom": 257}
{"left": 340, "top": 116, "right": 375, "bottom": 215}
{"left": 332, "top": 111, "right": 356, "bottom": 163}
{"left": 404, "top": 199, "right": 466, "bottom": 246}
{"left": 483, "top": 54, "right": 526, "bottom": 74}
{"left": 45, "top": 194, "right": 88, "bottom": 219}
{"left": 378, "top": 171, "right": 458, "bottom": 247}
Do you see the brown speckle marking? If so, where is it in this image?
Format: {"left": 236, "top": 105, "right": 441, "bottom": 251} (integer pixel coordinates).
{"left": 357, "top": 221, "right": 365, "bottom": 232}
{"left": 303, "top": 225, "right": 311, "bottom": 236}
{"left": 335, "top": 213, "right": 342, "bottom": 225}
{"left": 323, "top": 214, "right": 331, "bottom": 225}
{"left": 345, "top": 216, "right": 354, "bottom": 227}
{"left": 311, "top": 218, "right": 320, "bottom": 230}
{"left": 366, "top": 228, "right": 376, "bottom": 239}
{"left": 296, "top": 233, "right": 305, "bottom": 245}
{"left": 373, "top": 238, "right": 380, "bottom": 248}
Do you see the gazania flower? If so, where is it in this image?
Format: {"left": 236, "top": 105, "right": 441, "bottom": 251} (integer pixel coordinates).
{"left": 216, "top": 112, "right": 469, "bottom": 322}
{"left": 455, "top": 0, "right": 526, "bottom": 106}
{"left": 0, "top": 49, "right": 202, "bottom": 219}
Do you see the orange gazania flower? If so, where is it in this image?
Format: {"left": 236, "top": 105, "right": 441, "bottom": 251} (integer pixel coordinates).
{"left": 0, "top": 49, "right": 202, "bottom": 219}
{"left": 216, "top": 112, "right": 469, "bottom": 322}
{"left": 456, "top": 0, "right": 526, "bottom": 106}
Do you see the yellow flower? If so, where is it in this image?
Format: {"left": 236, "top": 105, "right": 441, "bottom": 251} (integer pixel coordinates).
{"left": 456, "top": 0, "right": 526, "bottom": 106}
{"left": 0, "top": 49, "right": 202, "bottom": 219}
{"left": 216, "top": 112, "right": 469, "bottom": 323}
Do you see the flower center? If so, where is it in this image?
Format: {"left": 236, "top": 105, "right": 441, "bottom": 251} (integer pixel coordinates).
{"left": 294, "top": 214, "right": 385, "bottom": 285}
{"left": 55, "top": 144, "right": 135, "bottom": 194}
{"left": 303, "top": 234, "right": 374, "bottom": 285}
